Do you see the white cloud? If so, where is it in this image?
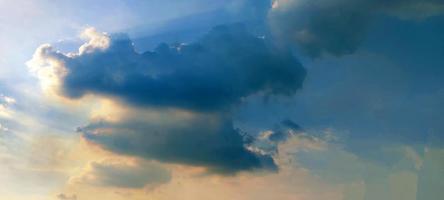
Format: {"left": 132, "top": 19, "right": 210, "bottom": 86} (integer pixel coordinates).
{"left": 79, "top": 27, "right": 111, "bottom": 55}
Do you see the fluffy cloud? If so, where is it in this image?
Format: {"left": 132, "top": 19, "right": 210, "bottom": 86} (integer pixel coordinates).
{"left": 28, "top": 25, "right": 305, "bottom": 112}
{"left": 70, "top": 158, "right": 171, "bottom": 189}
{"left": 28, "top": 24, "right": 305, "bottom": 174}
{"left": 269, "top": 0, "right": 444, "bottom": 57}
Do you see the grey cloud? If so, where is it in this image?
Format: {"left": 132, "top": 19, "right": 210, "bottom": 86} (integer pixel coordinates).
{"left": 33, "top": 24, "right": 305, "bottom": 112}
{"left": 269, "top": 0, "right": 444, "bottom": 57}
{"left": 29, "top": 24, "right": 305, "bottom": 174}
{"left": 79, "top": 115, "right": 277, "bottom": 174}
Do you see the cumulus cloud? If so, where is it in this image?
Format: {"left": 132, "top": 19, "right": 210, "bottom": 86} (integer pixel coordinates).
{"left": 28, "top": 24, "right": 305, "bottom": 174}
{"left": 269, "top": 0, "right": 444, "bottom": 57}
{"left": 70, "top": 158, "right": 171, "bottom": 189}
{"left": 28, "top": 25, "right": 305, "bottom": 112}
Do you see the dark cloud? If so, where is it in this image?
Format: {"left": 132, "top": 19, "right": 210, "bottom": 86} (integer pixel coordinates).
{"left": 28, "top": 0, "right": 444, "bottom": 177}
{"left": 79, "top": 115, "right": 277, "bottom": 174}
{"left": 28, "top": 24, "right": 306, "bottom": 173}
{"left": 72, "top": 159, "right": 171, "bottom": 189}
{"left": 269, "top": 0, "right": 444, "bottom": 57}
{"left": 36, "top": 24, "right": 305, "bottom": 112}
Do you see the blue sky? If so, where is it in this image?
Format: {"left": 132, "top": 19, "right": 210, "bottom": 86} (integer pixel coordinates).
{"left": 0, "top": 0, "right": 443, "bottom": 200}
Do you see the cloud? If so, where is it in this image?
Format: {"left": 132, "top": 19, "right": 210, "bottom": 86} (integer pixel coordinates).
{"left": 0, "top": 94, "right": 15, "bottom": 105}
{"left": 269, "top": 0, "right": 444, "bottom": 57}
{"left": 0, "top": 94, "right": 15, "bottom": 118}
{"left": 273, "top": 131, "right": 441, "bottom": 200}
{"left": 28, "top": 25, "right": 306, "bottom": 112}
{"left": 268, "top": 119, "right": 302, "bottom": 142}
{"left": 60, "top": 138, "right": 344, "bottom": 200}
{"left": 79, "top": 110, "right": 277, "bottom": 174}
{"left": 248, "top": 120, "right": 304, "bottom": 156}
{"left": 28, "top": 24, "right": 306, "bottom": 174}
{"left": 70, "top": 158, "right": 171, "bottom": 189}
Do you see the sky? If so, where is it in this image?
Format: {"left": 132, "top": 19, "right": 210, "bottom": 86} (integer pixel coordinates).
{"left": 0, "top": 0, "right": 443, "bottom": 199}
